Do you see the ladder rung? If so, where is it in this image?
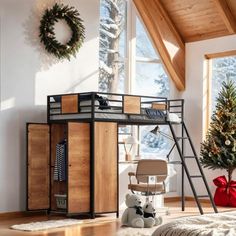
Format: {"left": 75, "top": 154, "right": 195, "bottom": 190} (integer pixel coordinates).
{"left": 176, "top": 137, "right": 189, "bottom": 140}
{"left": 190, "top": 175, "right": 202, "bottom": 178}
{"left": 168, "top": 161, "right": 182, "bottom": 164}
{"left": 184, "top": 156, "right": 196, "bottom": 159}
{"left": 197, "top": 195, "right": 209, "bottom": 198}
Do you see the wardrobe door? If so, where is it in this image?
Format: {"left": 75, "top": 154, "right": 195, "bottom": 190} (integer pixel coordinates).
{"left": 67, "top": 122, "right": 90, "bottom": 213}
{"left": 94, "top": 122, "right": 118, "bottom": 213}
{"left": 27, "top": 124, "right": 50, "bottom": 210}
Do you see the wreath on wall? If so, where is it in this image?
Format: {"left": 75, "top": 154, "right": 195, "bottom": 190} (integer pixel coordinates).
{"left": 39, "top": 3, "right": 85, "bottom": 60}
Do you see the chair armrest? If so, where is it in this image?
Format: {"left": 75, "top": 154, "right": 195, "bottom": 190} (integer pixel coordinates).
{"left": 128, "top": 172, "right": 136, "bottom": 185}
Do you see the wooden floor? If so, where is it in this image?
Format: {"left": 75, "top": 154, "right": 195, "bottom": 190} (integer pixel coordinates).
{"left": 0, "top": 201, "right": 235, "bottom": 236}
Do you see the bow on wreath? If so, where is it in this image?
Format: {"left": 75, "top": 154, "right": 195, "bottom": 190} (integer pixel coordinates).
{"left": 213, "top": 175, "right": 236, "bottom": 207}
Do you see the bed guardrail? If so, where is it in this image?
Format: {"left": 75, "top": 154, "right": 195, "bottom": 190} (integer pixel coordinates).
{"left": 47, "top": 92, "right": 184, "bottom": 123}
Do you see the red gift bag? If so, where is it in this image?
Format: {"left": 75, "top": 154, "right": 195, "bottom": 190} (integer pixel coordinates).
{"left": 213, "top": 175, "right": 236, "bottom": 207}
{"left": 228, "top": 181, "right": 236, "bottom": 207}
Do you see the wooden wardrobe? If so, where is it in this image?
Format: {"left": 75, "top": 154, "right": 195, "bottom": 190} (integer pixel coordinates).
{"left": 27, "top": 121, "right": 118, "bottom": 217}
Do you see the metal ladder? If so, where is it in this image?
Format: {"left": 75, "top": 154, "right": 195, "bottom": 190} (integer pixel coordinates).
{"left": 168, "top": 121, "right": 218, "bottom": 215}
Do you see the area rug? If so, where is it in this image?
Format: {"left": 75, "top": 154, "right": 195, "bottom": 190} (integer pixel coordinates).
{"left": 10, "top": 219, "right": 82, "bottom": 231}
{"left": 152, "top": 211, "right": 236, "bottom": 236}
{"left": 116, "top": 226, "right": 159, "bottom": 236}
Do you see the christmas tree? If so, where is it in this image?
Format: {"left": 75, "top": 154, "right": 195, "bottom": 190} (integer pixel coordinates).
{"left": 200, "top": 80, "right": 236, "bottom": 183}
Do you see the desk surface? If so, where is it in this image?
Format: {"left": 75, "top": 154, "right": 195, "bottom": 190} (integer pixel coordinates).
{"left": 119, "top": 160, "right": 139, "bottom": 164}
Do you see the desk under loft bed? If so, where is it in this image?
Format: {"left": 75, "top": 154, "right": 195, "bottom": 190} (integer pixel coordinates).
{"left": 26, "top": 92, "right": 217, "bottom": 218}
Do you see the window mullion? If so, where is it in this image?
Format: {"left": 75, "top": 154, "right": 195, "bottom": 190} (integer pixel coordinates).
{"left": 126, "top": 0, "right": 136, "bottom": 94}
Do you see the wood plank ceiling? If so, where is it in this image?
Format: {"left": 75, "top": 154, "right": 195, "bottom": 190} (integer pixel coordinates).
{"left": 133, "top": 0, "right": 236, "bottom": 91}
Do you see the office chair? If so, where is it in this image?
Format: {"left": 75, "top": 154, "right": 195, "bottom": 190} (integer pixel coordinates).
{"left": 128, "top": 159, "right": 169, "bottom": 214}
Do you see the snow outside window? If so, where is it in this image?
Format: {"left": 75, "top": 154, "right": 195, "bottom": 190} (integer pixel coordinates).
{"left": 99, "top": 0, "right": 126, "bottom": 93}
{"left": 210, "top": 55, "right": 236, "bottom": 115}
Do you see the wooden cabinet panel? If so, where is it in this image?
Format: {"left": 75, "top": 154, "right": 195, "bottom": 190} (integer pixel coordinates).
{"left": 94, "top": 122, "right": 118, "bottom": 213}
{"left": 68, "top": 122, "right": 90, "bottom": 213}
{"left": 27, "top": 124, "right": 49, "bottom": 210}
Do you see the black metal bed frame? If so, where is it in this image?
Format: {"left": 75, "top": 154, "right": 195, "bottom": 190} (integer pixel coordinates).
{"left": 32, "top": 91, "right": 217, "bottom": 218}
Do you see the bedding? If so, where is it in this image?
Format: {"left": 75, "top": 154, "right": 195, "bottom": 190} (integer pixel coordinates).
{"left": 167, "top": 112, "right": 181, "bottom": 123}
{"left": 49, "top": 95, "right": 182, "bottom": 123}
{"left": 49, "top": 108, "right": 181, "bottom": 123}
{"left": 152, "top": 211, "right": 236, "bottom": 236}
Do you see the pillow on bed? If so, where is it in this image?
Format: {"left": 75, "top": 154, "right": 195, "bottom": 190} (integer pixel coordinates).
{"left": 167, "top": 112, "right": 181, "bottom": 123}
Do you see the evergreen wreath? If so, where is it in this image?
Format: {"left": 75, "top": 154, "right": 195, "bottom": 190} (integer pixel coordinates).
{"left": 39, "top": 3, "right": 85, "bottom": 60}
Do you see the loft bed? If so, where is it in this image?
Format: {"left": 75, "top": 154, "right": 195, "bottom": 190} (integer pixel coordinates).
{"left": 46, "top": 91, "right": 217, "bottom": 215}
{"left": 47, "top": 92, "right": 184, "bottom": 124}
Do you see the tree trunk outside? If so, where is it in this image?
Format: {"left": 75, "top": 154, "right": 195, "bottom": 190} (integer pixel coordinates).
{"left": 107, "top": 0, "right": 120, "bottom": 93}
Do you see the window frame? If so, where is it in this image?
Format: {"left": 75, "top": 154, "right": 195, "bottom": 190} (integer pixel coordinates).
{"left": 204, "top": 50, "right": 236, "bottom": 135}
{"left": 125, "top": 0, "right": 165, "bottom": 95}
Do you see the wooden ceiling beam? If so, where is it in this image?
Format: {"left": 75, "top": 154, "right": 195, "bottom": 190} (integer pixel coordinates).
{"left": 213, "top": 0, "right": 236, "bottom": 34}
{"left": 133, "top": 0, "right": 185, "bottom": 91}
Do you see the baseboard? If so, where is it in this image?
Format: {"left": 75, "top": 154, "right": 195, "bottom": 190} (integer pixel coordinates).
{"left": 0, "top": 211, "right": 47, "bottom": 220}
{"left": 164, "top": 196, "right": 181, "bottom": 203}
{"left": 164, "top": 196, "right": 211, "bottom": 204}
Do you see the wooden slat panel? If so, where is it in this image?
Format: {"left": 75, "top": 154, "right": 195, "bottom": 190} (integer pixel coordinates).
{"left": 27, "top": 124, "right": 49, "bottom": 210}
{"left": 61, "top": 95, "right": 78, "bottom": 114}
{"left": 123, "top": 96, "right": 141, "bottom": 114}
{"left": 95, "top": 122, "right": 117, "bottom": 213}
{"left": 50, "top": 124, "right": 67, "bottom": 210}
{"left": 134, "top": 0, "right": 185, "bottom": 91}
{"left": 152, "top": 103, "right": 166, "bottom": 110}
{"left": 213, "top": 0, "right": 236, "bottom": 33}
{"left": 68, "top": 122, "right": 90, "bottom": 213}
{"left": 159, "top": 0, "right": 230, "bottom": 42}
{"left": 227, "top": 0, "right": 236, "bottom": 19}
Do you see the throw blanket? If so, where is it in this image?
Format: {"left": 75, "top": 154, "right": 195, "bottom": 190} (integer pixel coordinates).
{"left": 145, "top": 108, "right": 165, "bottom": 120}
{"left": 152, "top": 211, "right": 236, "bottom": 236}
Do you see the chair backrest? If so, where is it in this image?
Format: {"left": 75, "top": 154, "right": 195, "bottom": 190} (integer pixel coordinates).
{"left": 136, "top": 159, "right": 168, "bottom": 183}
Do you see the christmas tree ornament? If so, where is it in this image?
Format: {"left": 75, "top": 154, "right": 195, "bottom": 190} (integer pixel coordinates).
{"left": 225, "top": 140, "right": 231, "bottom": 146}
{"left": 39, "top": 3, "right": 85, "bottom": 60}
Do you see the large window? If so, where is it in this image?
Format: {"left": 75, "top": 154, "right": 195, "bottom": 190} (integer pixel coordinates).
{"left": 99, "top": 0, "right": 171, "bottom": 157}
{"left": 207, "top": 53, "right": 236, "bottom": 116}
{"left": 99, "top": 0, "right": 170, "bottom": 97}
{"left": 135, "top": 17, "right": 169, "bottom": 97}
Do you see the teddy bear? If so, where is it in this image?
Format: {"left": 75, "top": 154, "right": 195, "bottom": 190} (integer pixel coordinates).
{"left": 143, "top": 202, "right": 163, "bottom": 226}
{"left": 121, "top": 193, "right": 155, "bottom": 228}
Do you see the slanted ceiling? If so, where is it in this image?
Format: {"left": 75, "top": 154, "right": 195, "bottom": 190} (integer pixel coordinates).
{"left": 133, "top": 0, "right": 236, "bottom": 91}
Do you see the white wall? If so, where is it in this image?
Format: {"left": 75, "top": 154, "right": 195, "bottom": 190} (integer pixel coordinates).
{"left": 0, "top": 0, "right": 99, "bottom": 212}
{"left": 182, "top": 35, "right": 236, "bottom": 196}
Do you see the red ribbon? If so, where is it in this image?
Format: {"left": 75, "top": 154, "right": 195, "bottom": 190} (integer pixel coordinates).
{"left": 213, "top": 175, "right": 236, "bottom": 188}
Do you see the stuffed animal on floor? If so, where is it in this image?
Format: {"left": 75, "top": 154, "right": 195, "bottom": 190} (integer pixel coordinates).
{"left": 143, "top": 202, "right": 163, "bottom": 226}
{"left": 121, "top": 193, "right": 155, "bottom": 228}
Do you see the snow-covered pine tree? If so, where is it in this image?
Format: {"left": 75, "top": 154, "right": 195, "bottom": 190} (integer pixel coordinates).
{"left": 99, "top": 0, "right": 126, "bottom": 92}
{"left": 200, "top": 80, "right": 236, "bottom": 183}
